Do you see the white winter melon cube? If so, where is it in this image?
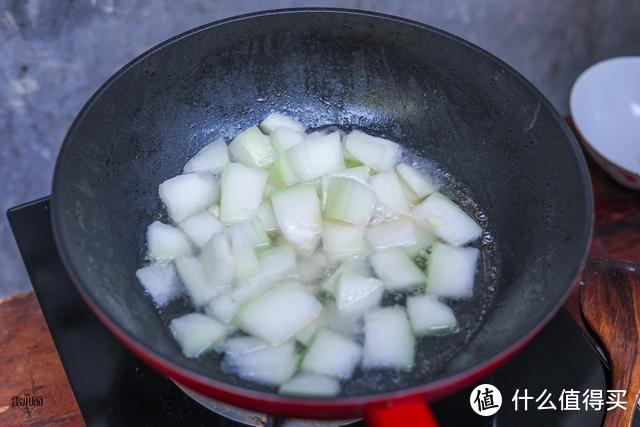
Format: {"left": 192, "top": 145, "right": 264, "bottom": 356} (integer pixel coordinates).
{"left": 324, "top": 177, "right": 375, "bottom": 226}
{"left": 222, "top": 340, "right": 299, "bottom": 386}
{"left": 183, "top": 137, "right": 229, "bottom": 174}
{"left": 297, "top": 251, "right": 328, "bottom": 284}
{"left": 257, "top": 245, "right": 298, "bottom": 279}
{"left": 220, "top": 163, "right": 267, "bottom": 224}
{"left": 369, "top": 248, "right": 426, "bottom": 290}
{"left": 146, "top": 221, "right": 192, "bottom": 260}
{"left": 170, "top": 312, "right": 229, "bottom": 358}
{"left": 321, "top": 258, "right": 372, "bottom": 296}
{"left": 159, "top": 173, "right": 220, "bottom": 222}
{"left": 135, "top": 262, "right": 182, "bottom": 306}
{"left": 260, "top": 113, "right": 305, "bottom": 133}
{"left": 228, "top": 223, "right": 260, "bottom": 280}
{"left": 322, "top": 221, "right": 368, "bottom": 261}
{"left": 334, "top": 272, "right": 383, "bottom": 317}
{"left": 301, "top": 328, "right": 362, "bottom": 379}
{"left": 426, "top": 242, "right": 479, "bottom": 298}
{"left": 366, "top": 217, "right": 425, "bottom": 251}
{"left": 174, "top": 256, "right": 219, "bottom": 307}
{"left": 233, "top": 281, "right": 322, "bottom": 345}
{"left": 369, "top": 170, "right": 410, "bottom": 216}
{"left": 396, "top": 163, "right": 436, "bottom": 198}
{"left": 229, "top": 126, "right": 274, "bottom": 169}
{"left": 270, "top": 126, "right": 305, "bottom": 152}
{"left": 279, "top": 373, "right": 340, "bottom": 397}
{"left": 407, "top": 295, "right": 458, "bottom": 335}
{"left": 286, "top": 132, "right": 345, "bottom": 181}
{"left": 343, "top": 130, "right": 399, "bottom": 171}
{"left": 294, "top": 313, "right": 326, "bottom": 345}
{"left": 199, "top": 232, "right": 235, "bottom": 289}
{"left": 411, "top": 192, "right": 482, "bottom": 246}
{"left": 362, "top": 307, "right": 414, "bottom": 369}
{"left": 177, "top": 210, "right": 224, "bottom": 248}
{"left": 271, "top": 183, "right": 322, "bottom": 252}
{"left": 257, "top": 200, "right": 278, "bottom": 232}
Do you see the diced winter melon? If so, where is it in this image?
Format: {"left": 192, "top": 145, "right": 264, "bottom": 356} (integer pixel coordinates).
{"left": 228, "top": 224, "right": 260, "bottom": 280}
{"left": 175, "top": 256, "right": 219, "bottom": 307}
{"left": 178, "top": 210, "right": 224, "bottom": 248}
{"left": 297, "top": 251, "right": 328, "bottom": 284}
{"left": 323, "top": 165, "right": 371, "bottom": 185}
{"left": 271, "top": 152, "right": 300, "bottom": 187}
{"left": 183, "top": 137, "right": 229, "bottom": 174}
{"left": 405, "top": 222, "right": 437, "bottom": 257}
{"left": 369, "top": 171, "right": 410, "bottom": 216}
{"left": 159, "top": 173, "right": 220, "bottom": 222}
{"left": 221, "top": 336, "right": 268, "bottom": 354}
{"left": 322, "top": 221, "right": 368, "bottom": 261}
{"left": 220, "top": 163, "right": 267, "bottom": 224}
{"left": 262, "top": 179, "right": 277, "bottom": 198}
{"left": 369, "top": 248, "right": 426, "bottom": 290}
{"left": 271, "top": 183, "right": 322, "bottom": 251}
{"left": 170, "top": 313, "right": 229, "bottom": 358}
{"left": 426, "top": 242, "right": 479, "bottom": 299}
{"left": 135, "top": 262, "right": 182, "bottom": 306}
{"left": 320, "top": 166, "right": 370, "bottom": 207}
{"left": 233, "top": 281, "right": 322, "bottom": 345}
{"left": 270, "top": 127, "right": 304, "bottom": 187}
{"left": 307, "top": 129, "right": 328, "bottom": 139}
{"left": 362, "top": 307, "right": 414, "bottom": 370}
{"left": 366, "top": 217, "right": 422, "bottom": 251}
{"left": 208, "top": 205, "right": 221, "bottom": 218}
{"left": 396, "top": 163, "right": 436, "bottom": 198}
{"left": 321, "top": 258, "right": 372, "bottom": 296}
{"left": 205, "top": 293, "right": 239, "bottom": 323}
{"left": 257, "top": 245, "right": 298, "bottom": 279}
{"left": 301, "top": 328, "right": 362, "bottom": 379}
{"left": 411, "top": 192, "right": 482, "bottom": 246}
{"left": 343, "top": 130, "right": 399, "bottom": 171}
{"left": 295, "top": 313, "right": 326, "bottom": 345}
{"left": 407, "top": 295, "right": 458, "bottom": 335}
{"left": 334, "top": 272, "right": 383, "bottom": 317}
{"left": 257, "top": 201, "right": 278, "bottom": 232}
{"left": 260, "top": 113, "right": 305, "bottom": 133}
{"left": 286, "top": 132, "right": 345, "bottom": 181}
{"left": 269, "top": 126, "right": 305, "bottom": 151}
{"left": 200, "top": 233, "right": 235, "bottom": 289}
{"left": 205, "top": 279, "right": 274, "bottom": 323}
{"left": 239, "top": 218, "right": 270, "bottom": 248}
{"left": 325, "top": 308, "right": 365, "bottom": 337}
{"left": 222, "top": 340, "right": 299, "bottom": 386}
{"left": 324, "top": 177, "right": 375, "bottom": 226}
{"left": 279, "top": 373, "right": 340, "bottom": 397}
{"left": 399, "top": 178, "right": 421, "bottom": 206}
{"left": 229, "top": 126, "right": 274, "bottom": 169}
{"left": 147, "top": 221, "right": 192, "bottom": 260}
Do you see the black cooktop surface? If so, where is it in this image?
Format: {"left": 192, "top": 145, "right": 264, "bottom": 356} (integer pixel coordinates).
{"left": 8, "top": 197, "right": 611, "bottom": 426}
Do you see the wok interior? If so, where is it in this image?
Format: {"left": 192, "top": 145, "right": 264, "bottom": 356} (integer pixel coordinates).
{"left": 53, "top": 11, "right": 591, "bottom": 397}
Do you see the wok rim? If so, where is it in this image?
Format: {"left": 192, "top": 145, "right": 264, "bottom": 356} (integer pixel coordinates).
{"left": 50, "top": 7, "right": 594, "bottom": 417}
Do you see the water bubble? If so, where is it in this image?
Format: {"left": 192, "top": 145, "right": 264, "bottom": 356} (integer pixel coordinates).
{"left": 482, "top": 233, "right": 495, "bottom": 245}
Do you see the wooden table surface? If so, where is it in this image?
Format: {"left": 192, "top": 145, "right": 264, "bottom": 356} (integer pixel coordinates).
{"left": 1, "top": 154, "right": 638, "bottom": 427}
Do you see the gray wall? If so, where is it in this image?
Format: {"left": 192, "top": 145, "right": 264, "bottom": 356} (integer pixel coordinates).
{"left": 1, "top": 0, "right": 639, "bottom": 296}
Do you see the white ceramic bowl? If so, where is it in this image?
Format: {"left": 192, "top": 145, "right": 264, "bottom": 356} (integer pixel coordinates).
{"left": 570, "top": 56, "right": 640, "bottom": 190}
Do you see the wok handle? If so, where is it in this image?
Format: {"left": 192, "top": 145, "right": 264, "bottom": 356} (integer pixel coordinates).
{"left": 364, "top": 398, "right": 439, "bottom": 427}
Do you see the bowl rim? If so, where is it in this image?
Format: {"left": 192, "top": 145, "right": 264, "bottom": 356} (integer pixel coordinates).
{"left": 569, "top": 55, "right": 640, "bottom": 176}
